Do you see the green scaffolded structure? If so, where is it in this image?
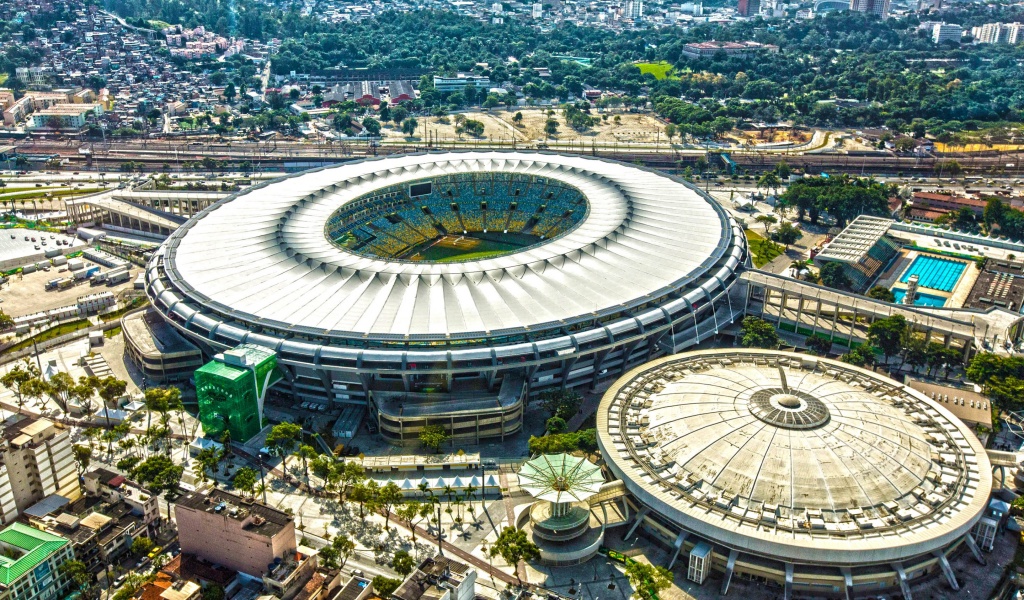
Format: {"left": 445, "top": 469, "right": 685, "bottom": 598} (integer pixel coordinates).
{"left": 196, "top": 344, "right": 282, "bottom": 443}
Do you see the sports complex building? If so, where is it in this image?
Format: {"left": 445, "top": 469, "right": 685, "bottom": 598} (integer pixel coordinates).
{"left": 598, "top": 348, "right": 993, "bottom": 599}
{"left": 144, "top": 152, "right": 749, "bottom": 445}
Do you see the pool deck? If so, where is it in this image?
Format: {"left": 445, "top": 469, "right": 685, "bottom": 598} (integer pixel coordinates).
{"left": 880, "top": 249, "right": 978, "bottom": 309}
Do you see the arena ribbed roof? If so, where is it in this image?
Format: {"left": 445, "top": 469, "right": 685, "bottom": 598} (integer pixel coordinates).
{"left": 161, "top": 152, "right": 732, "bottom": 340}
{"left": 597, "top": 349, "right": 991, "bottom": 565}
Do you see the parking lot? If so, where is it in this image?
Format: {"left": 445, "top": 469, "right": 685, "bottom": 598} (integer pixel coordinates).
{"left": 0, "top": 229, "right": 82, "bottom": 264}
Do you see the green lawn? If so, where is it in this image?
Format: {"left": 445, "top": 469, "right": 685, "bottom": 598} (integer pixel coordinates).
{"left": 0, "top": 74, "right": 7, "bottom": 85}
{"left": 745, "top": 229, "right": 784, "bottom": 268}
{"left": 4, "top": 319, "right": 91, "bottom": 354}
{"left": 147, "top": 20, "right": 172, "bottom": 29}
{"left": 634, "top": 61, "right": 676, "bottom": 80}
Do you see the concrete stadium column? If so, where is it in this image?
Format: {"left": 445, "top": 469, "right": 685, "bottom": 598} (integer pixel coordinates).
{"left": 889, "top": 562, "right": 912, "bottom": 600}
{"left": 829, "top": 301, "right": 839, "bottom": 341}
{"left": 964, "top": 533, "right": 986, "bottom": 565}
{"left": 777, "top": 291, "right": 787, "bottom": 325}
{"left": 720, "top": 549, "right": 739, "bottom": 595}
{"left": 812, "top": 297, "right": 823, "bottom": 334}
{"left": 932, "top": 550, "right": 959, "bottom": 591}
{"left": 840, "top": 567, "right": 853, "bottom": 600}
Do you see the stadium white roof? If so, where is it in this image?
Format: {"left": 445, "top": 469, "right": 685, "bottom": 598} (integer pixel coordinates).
{"left": 162, "top": 152, "right": 731, "bottom": 339}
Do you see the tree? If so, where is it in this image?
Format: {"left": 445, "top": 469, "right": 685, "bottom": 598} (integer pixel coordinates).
{"left": 804, "top": 334, "right": 832, "bottom": 356}
{"left": 201, "top": 585, "right": 225, "bottom": 600}
{"left": 333, "top": 533, "right": 356, "bottom": 570}
{"left": 772, "top": 222, "right": 800, "bottom": 249}
{"left": 318, "top": 533, "right": 355, "bottom": 570}
{"left": 362, "top": 117, "right": 381, "bottom": 136}
{"left": 72, "top": 445, "right": 92, "bottom": 475}
{"left": 131, "top": 536, "right": 154, "bottom": 556}
{"left": 379, "top": 103, "right": 391, "bottom": 123}
{"left": 391, "top": 550, "right": 416, "bottom": 577}
{"left": 739, "top": 316, "right": 780, "bottom": 349}
{"left": 867, "top": 286, "right": 896, "bottom": 303}
{"left": 0, "top": 311, "right": 13, "bottom": 330}
{"left": 774, "top": 161, "right": 791, "bottom": 180}
{"left": 818, "top": 262, "right": 851, "bottom": 290}
{"left": 233, "top": 467, "right": 259, "bottom": 499}
{"left": 98, "top": 377, "right": 128, "bottom": 428}
{"left": 401, "top": 117, "right": 418, "bottom": 136}
{"left": 61, "top": 560, "right": 96, "bottom": 600}
{"left": 757, "top": 172, "right": 781, "bottom": 196}
{"left": 378, "top": 481, "right": 403, "bottom": 528}
{"left": 755, "top": 214, "right": 777, "bottom": 238}
{"left": 544, "top": 118, "right": 559, "bottom": 136}
{"left": 624, "top": 560, "right": 673, "bottom": 600}
{"left": 372, "top": 576, "right": 402, "bottom": 599}
{"left": 1, "top": 363, "right": 38, "bottom": 412}
{"left": 266, "top": 422, "right": 302, "bottom": 463}
{"left": 512, "top": 112, "right": 523, "bottom": 125}
{"left": 419, "top": 424, "right": 450, "bottom": 453}
{"left": 867, "top": 315, "right": 909, "bottom": 365}
{"left": 350, "top": 480, "right": 379, "bottom": 518}
{"left": 539, "top": 389, "right": 582, "bottom": 420}
{"left": 490, "top": 527, "right": 540, "bottom": 583}
{"left": 545, "top": 416, "right": 567, "bottom": 434}
{"left": 391, "top": 105, "right": 409, "bottom": 125}
{"left": 295, "top": 445, "right": 318, "bottom": 480}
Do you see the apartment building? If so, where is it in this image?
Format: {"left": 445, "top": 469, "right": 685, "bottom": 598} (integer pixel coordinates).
{"left": 0, "top": 418, "right": 80, "bottom": 526}
{"left": 933, "top": 23, "right": 963, "bottom": 43}
{"left": 849, "top": 0, "right": 889, "bottom": 16}
{"left": 174, "top": 489, "right": 296, "bottom": 578}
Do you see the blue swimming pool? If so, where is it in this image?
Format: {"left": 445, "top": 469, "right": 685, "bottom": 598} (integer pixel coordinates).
{"left": 899, "top": 255, "right": 966, "bottom": 292}
{"left": 892, "top": 289, "right": 948, "bottom": 307}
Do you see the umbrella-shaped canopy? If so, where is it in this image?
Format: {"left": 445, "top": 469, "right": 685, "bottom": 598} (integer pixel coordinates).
{"left": 517, "top": 453, "right": 604, "bottom": 504}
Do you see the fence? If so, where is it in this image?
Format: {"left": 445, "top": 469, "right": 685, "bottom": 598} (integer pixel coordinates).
{"left": 0, "top": 320, "right": 121, "bottom": 365}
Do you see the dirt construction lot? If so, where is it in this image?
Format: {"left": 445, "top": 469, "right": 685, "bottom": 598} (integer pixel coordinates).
{"left": 379, "top": 108, "right": 670, "bottom": 144}
{"left": 1, "top": 259, "right": 137, "bottom": 318}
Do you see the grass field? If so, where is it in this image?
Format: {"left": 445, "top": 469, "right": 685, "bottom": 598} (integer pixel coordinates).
{"left": 634, "top": 61, "right": 676, "bottom": 80}
{"left": 147, "top": 20, "right": 172, "bottom": 29}
{"left": 0, "top": 74, "right": 7, "bottom": 85}
{"left": 404, "top": 233, "right": 537, "bottom": 262}
{"left": 745, "top": 230, "right": 783, "bottom": 268}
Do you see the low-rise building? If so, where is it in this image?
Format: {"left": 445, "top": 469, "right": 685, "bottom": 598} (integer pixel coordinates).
{"left": 432, "top": 74, "right": 490, "bottom": 93}
{"left": 263, "top": 546, "right": 317, "bottom": 600}
{"left": 392, "top": 556, "right": 476, "bottom": 600}
{"left": 26, "top": 103, "right": 103, "bottom": 131}
{"left": 83, "top": 468, "right": 161, "bottom": 532}
{"left": 680, "top": 40, "right": 779, "bottom": 59}
{"left": 174, "top": 489, "right": 296, "bottom": 578}
{"left": 0, "top": 522, "right": 74, "bottom": 600}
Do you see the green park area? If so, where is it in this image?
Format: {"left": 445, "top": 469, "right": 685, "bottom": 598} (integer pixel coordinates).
{"left": 745, "top": 229, "right": 783, "bottom": 268}
{"left": 634, "top": 61, "right": 676, "bottom": 80}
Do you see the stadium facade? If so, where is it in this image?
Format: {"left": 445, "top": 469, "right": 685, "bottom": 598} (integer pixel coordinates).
{"left": 597, "top": 349, "right": 992, "bottom": 598}
{"left": 145, "top": 152, "right": 748, "bottom": 444}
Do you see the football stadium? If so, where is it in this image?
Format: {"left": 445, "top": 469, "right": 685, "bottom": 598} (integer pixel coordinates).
{"left": 145, "top": 152, "right": 748, "bottom": 444}
{"left": 598, "top": 349, "right": 992, "bottom": 598}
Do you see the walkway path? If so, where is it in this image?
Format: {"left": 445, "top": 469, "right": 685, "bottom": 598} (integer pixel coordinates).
{"left": 497, "top": 471, "right": 528, "bottom": 582}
